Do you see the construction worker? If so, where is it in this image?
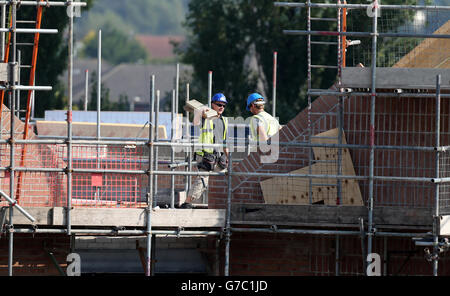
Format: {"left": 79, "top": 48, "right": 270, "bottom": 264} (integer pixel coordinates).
{"left": 246, "top": 92, "right": 280, "bottom": 142}
{"left": 182, "top": 93, "right": 229, "bottom": 208}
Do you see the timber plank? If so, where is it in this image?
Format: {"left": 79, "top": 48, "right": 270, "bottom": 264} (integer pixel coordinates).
{"left": 231, "top": 204, "right": 432, "bottom": 228}
{"left": 394, "top": 20, "right": 450, "bottom": 69}
{"left": 260, "top": 128, "right": 363, "bottom": 206}
{"left": 184, "top": 99, "right": 218, "bottom": 119}
{"left": 13, "top": 207, "right": 226, "bottom": 228}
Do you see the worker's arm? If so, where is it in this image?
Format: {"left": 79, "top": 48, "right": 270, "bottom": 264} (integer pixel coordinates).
{"left": 257, "top": 125, "right": 269, "bottom": 142}
{"left": 193, "top": 106, "right": 209, "bottom": 126}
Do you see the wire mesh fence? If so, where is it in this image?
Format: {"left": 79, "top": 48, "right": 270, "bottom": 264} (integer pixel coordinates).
{"left": 243, "top": 90, "right": 447, "bottom": 209}
{"left": 439, "top": 149, "right": 450, "bottom": 215}
{"left": 346, "top": 5, "right": 450, "bottom": 67}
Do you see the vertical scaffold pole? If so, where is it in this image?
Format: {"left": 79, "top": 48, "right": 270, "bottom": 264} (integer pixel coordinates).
{"left": 272, "top": 51, "right": 277, "bottom": 118}
{"left": 97, "top": 30, "right": 101, "bottom": 139}
{"left": 16, "top": 50, "right": 20, "bottom": 118}
{"left": 337, "top": 0, "right": 343, "bottom": 205}
{"left": 367, "top": 0, "right": 379, "bottom": 274}
{"left": 171, "top": 89, "right": 175, "bottom": 208}
{"left": 1, "top": 2, "right": 5, "bottom": 61}
{"left": 146, "top": 75, "right": 155, "bottom": 276}
{"left": 175, "top": 63, "right": 179, "bottom": 114}
{"left": 8, "top": 0, "right": 17, "bottom": 276}
{"left": 0, "top": 2, "right": 5, "bottom": 133}
{"left": 67, "top": 0, "right": 74, "bottom": 236}
{"left": 206, "top": 71, "right": 212, "bottom": 205}
{"left": 307, "top": 0, "right": 313, "bottom": 205}
{"left": 153, "top": 90, "right": 160, "bottom": 206}
{"left": 224, "top": 151, "right": 232, "bottom": 276}
{"left": 208, "top": 71, "right": 212, "bottom": 108}
{"left": 84, "top": 69, "right": 88, "bottom": 111}
{"left": 185, "top": 83, "right": 191, "bottom": 194}
{"left": 95, "top": 29, "right": 101, "bottom": 202}
{"left": 433, "top": 74, "right": 441, "bottom": 276}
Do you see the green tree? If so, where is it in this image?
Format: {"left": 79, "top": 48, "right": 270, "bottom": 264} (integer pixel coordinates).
{"left": 178, "top": 0, "right": 423, "bottom": 124}
{"left": 80, "top": 24, "right": 149, "bottom": 65}
{"left": 75, "top": 0, "right": 189, "bottom": 37}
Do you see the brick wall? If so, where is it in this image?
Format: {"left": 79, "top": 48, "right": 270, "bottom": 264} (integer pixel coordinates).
{"left": 222, "top": 233, "right": 450, "bottom": 276}
{"left": 205, "top": 89, "right": 450, "bottom": 276}
{"left": 0, "top": 234, "right": 71, "bottom": 276}
{"left": 207, "top": 89, "right": 450, "bottom": 209}
{"left": 0, "top": 106, "right": 60, "bottom": 207}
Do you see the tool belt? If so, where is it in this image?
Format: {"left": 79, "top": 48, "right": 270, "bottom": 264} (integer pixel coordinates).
{"left": 217, "top": 153, "right": 228, "bottom": 170}
{"left": 197, "top": 152, "right": 217, "bottom": 171}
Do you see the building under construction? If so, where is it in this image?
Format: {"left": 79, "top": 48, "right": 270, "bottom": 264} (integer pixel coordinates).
{"left": 1, "top": 0, "right": 450, "bottom": 276}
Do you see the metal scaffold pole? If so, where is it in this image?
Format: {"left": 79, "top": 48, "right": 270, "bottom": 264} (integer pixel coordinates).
{"left": 307, "top": 0, "right": 313, "bottom": 205}
{"left": 8, "top": 0, "right": 17, "bottom": 276}
{"left": 171, "top": 89, "right": 175, "bottom": 208}
{"left": 176, "top": 63, "right": 179, "bottom": 114}
{"left": 274, "top": 2, "right": 450, "bottom": 10}
{"left": 1, "top": 2, "right": 5, "bottom": 61}
{"left": 433, "top": 74, "right": 441, "bottom": 276}
{"left": 337, "top": 0, "right": 343, "bottom": 206}
{"left": 153, "top": 90, "right": 160, "bottom": 206}
{"left": 208, "top": 71, "right": 212, "bottom": 108}
{"left": 272, "top": 51, "right": 277, "bottom": 118}
{"left": 146, "top": 75, "right": 155, "bottom": 276}
{"left": 224, "top": 151, "right": 232, "bottom": 276}
{"left": 97, "top": 29, "right": 101, "bottom": 138}
{"left": 84, "top": 69, "right": 88, "bottom": 111}
{"left": 66, "top": 0, "right": 74, "bottom": 236}
{"left": 95, "top": 29, "right": 101, "bottom": 202}
{"left": 185, "top": 83, "right": 191, "bottom": 194}
{"left": 366, "top": 0, "right": 379, "bottom": 275}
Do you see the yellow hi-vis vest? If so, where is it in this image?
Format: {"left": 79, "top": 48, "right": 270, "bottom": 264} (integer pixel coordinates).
{"left": 197, "top": 116, "right": 228, "bottom": 156}
{"left": 249, "top": 111, "right": 279, "bottom": 142}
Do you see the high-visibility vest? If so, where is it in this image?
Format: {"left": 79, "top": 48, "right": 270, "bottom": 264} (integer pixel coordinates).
{"left": 249, "top": 111, "right": 279, "bottom": 141}
{"left": 197, "top": 116, "right": 228, "bottom": 156}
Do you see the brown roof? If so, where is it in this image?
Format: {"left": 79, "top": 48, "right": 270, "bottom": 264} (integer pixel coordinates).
{"left": 394, "top": 20, "right": 450, "bottom": 68}
{"left": 136, "top": 35, "right": 185, "bottom": 59}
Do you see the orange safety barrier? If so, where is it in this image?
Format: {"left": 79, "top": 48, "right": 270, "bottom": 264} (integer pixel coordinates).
{"left": 15, "top": 1, "right": 45, "bottom": 203}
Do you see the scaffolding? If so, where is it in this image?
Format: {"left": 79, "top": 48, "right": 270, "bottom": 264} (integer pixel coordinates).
{"left": 0, "top": 0, "right": 450, "bottom": 276}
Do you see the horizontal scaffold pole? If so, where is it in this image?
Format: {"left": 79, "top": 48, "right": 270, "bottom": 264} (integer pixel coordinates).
{"left": 283, "top": 30, "right": 450, "bottom": 39}
{"left": 0, "top": 28, "right": 58, "bottom": 34}
{"left": 231, "top": 227, "right": 430, "bottom": 238}
{"left": 307, "top": 91, "right": 450, "bottom": 98}
{"left": 0, "top": 138, "right": 438, "bottom": 152}
{"left": 0, "top": 85, "right": 52, "bottom": 91}
{"left": 0, "top": 1, "right": 87, "bottom": 7}
{"left": 274, "top": 2, "right": 450, "bottom": 11}
{"left": 0, "top": 166, "right": 436, "bottom": 183}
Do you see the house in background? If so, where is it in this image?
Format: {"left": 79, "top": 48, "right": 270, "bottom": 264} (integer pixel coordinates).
{"left": 135, "top": 35, "right": 185, "bottom": 61}
{"left": 61, "top": 59, "right": 192, "bottom": 111}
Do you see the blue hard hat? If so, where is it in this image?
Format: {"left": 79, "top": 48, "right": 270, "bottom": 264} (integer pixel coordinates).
{"left": 246, "top": 93, "right": 264, "bottom": 111}
{"left": 212, "top": 93, "right": 228, "bottom": 104}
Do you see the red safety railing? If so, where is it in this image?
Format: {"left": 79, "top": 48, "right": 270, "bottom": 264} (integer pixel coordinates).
{"left": 1, "top": 143, "right": 149, "bottom": 208}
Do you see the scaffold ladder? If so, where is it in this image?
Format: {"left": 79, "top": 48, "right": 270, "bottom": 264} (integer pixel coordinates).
{"left": 307, "top": 0, "right": 347, "bottom": 205}
{"left": 8, "top": 1, "right": 46, "bottom": 202}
